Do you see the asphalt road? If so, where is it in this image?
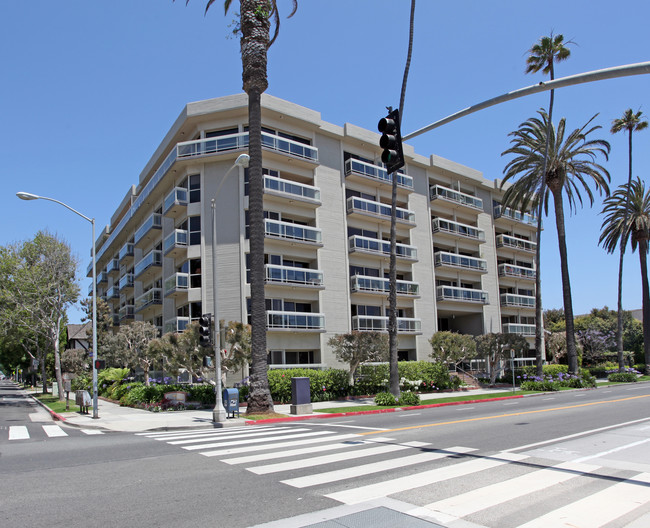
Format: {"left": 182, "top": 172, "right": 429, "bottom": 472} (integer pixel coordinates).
{"left": 2, "top": 380, "right": 650, "bottom": 528}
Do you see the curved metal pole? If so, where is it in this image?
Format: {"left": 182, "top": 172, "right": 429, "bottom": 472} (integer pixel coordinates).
{"left": 403, "top": 61, "right": 650, "bottom": 140}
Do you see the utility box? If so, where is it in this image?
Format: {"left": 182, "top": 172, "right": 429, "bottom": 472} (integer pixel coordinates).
{"left": 75, "top": 390, "right": 91, "bottom": 414}
{"left": 290, "top": 377, "right": 312, "bottom": 415}
{"left": 222, "top": 388, "right": 240, "bottom": 418}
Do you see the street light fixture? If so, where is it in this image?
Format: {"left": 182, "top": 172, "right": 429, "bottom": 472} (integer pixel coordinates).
{"left": 212, "top": 153, "right": 250, "bottom": 423}
{"left": 16, "top": 191, "right": 99, "bottom": 419}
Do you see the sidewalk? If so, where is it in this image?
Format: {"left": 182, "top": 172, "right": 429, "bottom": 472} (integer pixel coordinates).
{"left": 27, "top": 385, "right": 519, "bottom": 433}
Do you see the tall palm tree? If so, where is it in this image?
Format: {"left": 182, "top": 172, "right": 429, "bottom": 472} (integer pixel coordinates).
{"left": 524, "top": 33, "right": 573, "bottom": 376}
{"left": 183, "top": 0, "right": 297, "bottom": 413}
{"left": 501, "top": 111, "right": 610, "bottom": 374}
{"left": 609, "top": 110, "right": 648, "bottom": 370}
{"left": 600, "top": 177, "right": 650, "bottom": 373}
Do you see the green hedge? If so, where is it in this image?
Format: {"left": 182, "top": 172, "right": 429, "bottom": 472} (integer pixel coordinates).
{"left": 607, "top": 372, "right": 638, "bottom": 383}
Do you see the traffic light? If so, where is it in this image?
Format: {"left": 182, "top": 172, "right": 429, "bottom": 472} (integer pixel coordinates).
{"left": 199, "top": 313, "right": 213, "bottom": 348}
{"left": 377, "top": 108, "right": 404, "bottom": 174}
{"left": 94, "top": 359, "right": 105, "bottom": 370}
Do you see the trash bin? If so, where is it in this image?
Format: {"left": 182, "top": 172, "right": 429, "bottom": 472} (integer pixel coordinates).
{"left": 222, "top": 388, "right": 239, "bottom": 418}
{"left": 290, "top": 377, "right": 312, "bottom": 415}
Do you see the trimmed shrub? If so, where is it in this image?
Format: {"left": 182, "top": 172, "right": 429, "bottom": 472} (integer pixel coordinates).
{"left": 607, "top": 372, "right": 638, "bottom": 383}
{"left": 374, "top": 392, "right": 397, "bottom": 406}
{"left": 398, "top": 391, "right": 420, "bottom": 406}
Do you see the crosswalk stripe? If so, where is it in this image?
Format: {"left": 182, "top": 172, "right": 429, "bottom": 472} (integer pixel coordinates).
{"left": 183, "top": 430, "right": 332, "bottom": 451}
{"left": 8, "top": 426, "right": 29, "bottom": 440}
{"left": 515, "top": 472, "right": 650, "bottom": 528}
{"left": 325, "top": 450, "right": 526, "bottom": 505}
{"left": 80, "top": 429, "right": 104, "bottom": 435}
{"left": 250, "top": 441, "right": 429, "bottom": 475}
{"left": 423, "top": 460, "right": 601, "bottom": 519}
{"left": 202, "top": 433, "right": 359, "bottom": 457}
{"left": 42, "top": 425, "right": 68, "bottom": 437}
{"left": 136, "top": 425, "right": 265, "bottom": 437}
{"left": 168, "top": 427, "right": 309, "bottom": 445}
{"left": 221, "top": 436, "right": 395, "bottom": 465}
{"left": 146, "top": 425, "right": 278, "bottom": 442}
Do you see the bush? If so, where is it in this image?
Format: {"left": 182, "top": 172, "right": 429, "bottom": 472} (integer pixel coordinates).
{"left": 519, "top": 368, "right": 596, "bottom": 391}
{"left": 267, "top": 369, "right": 349, "bottom": 403}
{"left": 374, "top": 392, "right": 397, "bottom": 406}
{"left": 187, "top": 384, "right": 215, "bottom": 405}
{"left": 398, "top": 391, "right": 420, "bottom": 406}
{"left": 608, "top": 372, "right": 638, "bottom": 383}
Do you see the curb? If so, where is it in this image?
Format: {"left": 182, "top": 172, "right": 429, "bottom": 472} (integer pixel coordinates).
{"left": 28, "top": 393, "right": 68, "bottom": 423}
{"left": 246, "top": 394, "right": 524, "bottom": 424}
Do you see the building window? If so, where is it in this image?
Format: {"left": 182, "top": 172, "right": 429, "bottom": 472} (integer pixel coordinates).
{"left": 189, "top": 216, "right": 201, "bottom": 245}
{"left": 269, "top": 350, "right": 318, "bottom": 365}
{"left": 189, "top": 174, "right": 201, "bottom": 203}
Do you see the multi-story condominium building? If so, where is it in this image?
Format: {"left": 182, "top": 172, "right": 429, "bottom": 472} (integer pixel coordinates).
{"left": 89, "top": 94, "right": 538, "bottom": 369}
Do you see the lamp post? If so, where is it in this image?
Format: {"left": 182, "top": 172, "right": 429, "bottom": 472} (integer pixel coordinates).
{"left": 16, "top": 191, "right": 99, "bottom": 419}
{"left": 212, "top": 153, "right": 250, "bottom": 423}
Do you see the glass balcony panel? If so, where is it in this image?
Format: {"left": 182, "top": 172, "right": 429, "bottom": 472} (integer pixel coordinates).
{"left": 119, "top": 304, "right": 134, "bottom": 321}
{"left": 265, "top": 219, "right": 322, "bottom": 244}
{"left": 164, "top": 316, "right": 190, "bottom": 335}
{"left": 344, "top": 159, "right": 413, "bottom": 189}
{"left": 135, "top": 288, "right": 162, "bottom": 312}
{"left": 436, "top": 285, "right": 489, "bottom": 304}
{"left": 350, "top": 275, "right": 419, "bottom": 296}
{"left": 119, "top": 273, "right": 134, "bottom": 290}
{"left": 164, "top": 187, "right": 188, "bottom": 215}
{"left": 260, "top": 132, "right": 318, "bottom": 161}
{"left": 264, "top": 265, "right": 323, "bottom": 286}
{"left": 348, "top": 235, "right": 417, "bottom": 260}
{"left": 106, "top": 286, "right": 119, "bottom": 299}
{"left": 164, "top": 272, "right": 189, "bottom": 296}
{"left": 494, "top": 205, "right": 538, "bottom": 226}
{"left": 119, "top": 242, "right": 134, "bottom": 261}
{"left": 503, "top": 323, "right": 536, "bottom": 336}
{"left": 500, "top": 293, "right": 536, "bottom": 308}
{"left": 134, "top": 250, "right": 162, "bottom": 278}
{"left": 266, "top": 311, "right": 325, "bottom": 330}
{"left": 430, "top": 184, "right": 483, "bottom": 210}
{"left": 97, "top": 271, "right": 108, "bottom": 283}
{"left": 432, "top": 218, "right": 485, "bottom": 241}
{"left": 264, "top": 175, "right": 320, "bottom": 202}
{"left": 134, "top": 213, "right": 162, "bottom": 245}
{"left": 498, "top": 263, "right": 536, "bottom": 279}
{"left": 496, "top": 234, "right": 537, "bottom": 253}
{"left": 164, "top": 229, "right": 188, "bottom": 255}
{"left": 106, "top": 259, "right": 120, "bottom": 273}
{"left": 434, "top": 251, "right": 487, "bottom": 272}
{"left": 351, "top": 315, "right": 421, "bottom": 332}
{"left": 347, "top": 197, "right": 415, "bottom": 224}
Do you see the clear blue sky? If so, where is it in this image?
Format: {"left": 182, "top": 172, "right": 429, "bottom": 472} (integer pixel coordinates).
{"left": 2, "top": 0, "right": 648, "bottom": 324}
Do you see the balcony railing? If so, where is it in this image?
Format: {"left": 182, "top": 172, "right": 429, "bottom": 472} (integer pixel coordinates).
{"left": 134, "top": 213, "right": 162, "bottom": 245}
{"left": 119, "top": 304, "right": 134, "bottom": 321}
{"left": 97, "top": 271, "right": 108, "bottom": 284}
{"left": 436, "top": 285, "right": 489, "bottom": 304}
{"left": 344, "top": 158, "right": 413, "bottom": 189}
{"left": 351, "top": 315, "right": 422, "bottom": 333}
{"left": 494, "top": 205, "right": 538, "bottom": 226}
{"left": 350, "top": 275, "right": 420, "bottom": 296}
{"left": 432, "top": 218, "right": 485, "bottom": 242}
{"left": 119, "top": 242, "right": 134, "bottom": 262}
{"left": 118, "top": 273, "right": 134, "bottom": 291}
{"left": 503, "top": 323, "right": 536, "bottom": 336}
{"left": 266, "top": 311, "right": 325, "bottom": 330}
{"left": 498, "top": 263, "right": 536, "bottom": 280}
{"left": 500, "top": 293, "right": 536, "bottom": 308}
{"left": 348, "top": 235, "right": 418, "bottom": 260}
{"left": 134, "top": 250, "right": 162, "bottom": 278}
{"left": 135, "top": 288, "right": 162, "bottom": 313}
{"left": 496, "top": 234, "right": 537, "bottom": 253}
{"left": 264, "top": 265, "right": 324, "bottom": 287}
{"left": 163, "top": 229, "right": 188, "bottom": 256}
{"left": 163, "top": 187, "right": 188, "bottom": 215}
{"left": 434, "top": 251, "right": 488, "bottom": 273}
{"left": 430, "top": 184, "right": 483, "bottom": 210}
{"left": 264, "top": 175, "right": 320, "bottom": 203}
{"left": 106, "top": 259, "right": 120, "bottom": 274}
{"left": 164, "top": 317, "right": 190, "bottom": 335}
{"left": 346, "top": 196, "right": 415, "bottom": 224}
{"left": 106, "top": 286, "right": 119, "bottom": 299}
{"left": 164, "top": 272, "right": 189, "bottom": 297}
{"left": 265, "top": 219, "right": 322, "bottom": 244}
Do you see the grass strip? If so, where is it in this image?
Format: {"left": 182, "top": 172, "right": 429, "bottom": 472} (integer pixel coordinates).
{"left": 34, "top": 393, "right": 80, "bottom": 414}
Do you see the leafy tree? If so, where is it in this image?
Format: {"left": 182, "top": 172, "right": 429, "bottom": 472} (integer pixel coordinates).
{"left": 545, "top": 331, "right": 568, "bottom": 364}
{"left": 543, "top": 308, "right": 566, "bottom": 332}
{"left": 608, "top": 109, "right": 647, "bottom": 370}
{"left": 429, "top": 331, "right": 477, "bottom": 367}
{"left": 576, "top": 328, "right": 616, "bottom": 365}
{"left": 501, "top": 111, "right": 610, "bottom": 374}
{"left": 180, "top": 0, "right": 297, "bottom": 414}
{"left": 161, "top": 322, "right": 215, "bottom": 383}
{"left": 524, "top": 33, "right": 573, "bottom": 376}
{"left": 114, "top": 321, "right": 160, "bottom": 385}
{"left": 60, "top": 348, "right": 88, "bottom": 376}
{"left": 475, "top": 333, "right": 528, "bottom": 385}
{"left": 600, "top": 177, "right": 650, "bottom": 373}
{"left": 80, "top": 296, "right": 113, "bottom": 352}
{"left": 328, "top": 332, "right": 389, "bottom": 386}
{"left": 223, "top": 320, "right": 251, "bottom": 375}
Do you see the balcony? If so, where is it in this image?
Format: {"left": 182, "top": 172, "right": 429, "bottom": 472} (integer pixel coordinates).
{"left": 265, "top": 219, "right": 322, "bottom": 245}
{"left": 164, "top": 316, "right": 190, "bottom": 335}
{"left": 494, "top": 205, "right": 538, "bottom": 226}
{"left": 496, "top": 234, "right": 536, "bottom": 253}
{"left": 119, "top": 272, "right": 134, "bottom": 291}
{"left": 436, "top": 285, "right": 489, "bottom": 304}
{"left": 430, "top": 184, "right": 483, "bottom": 211}
{"left": 350, "top": 275, "right": 419, "bottom": 297}
{"left": 498, "top": 263, "right": 536, "bottom": 280}
{"left": 106, "top": 259, "right": 120, "bottom": 275}
{"left": 500, "top": 293, "right": 535, "bottom": 308}
{"left": 163, "top": 187, "right": 188, "bottom": 219}
{"left": 135, "top": 288, "right": 162, "bottom": 315}
{"left": 164, "top": 272, "right": 189, "bottom": 299}
{"left": 265, "top": 265, "right": 324, "bottom": 288}
{"left": 351, "top": 316, "right": 422, "bottom": 333}
{"left": 266, "top": 311, "right": 325, "bottom": 331}
{"left": 119, "top": 304, "right": 134, "bottom": 322}
{"left": 434, "top": 251, "right": 488, "bottom": 273}
{"left": 164, "top": 229, "right": 188, "bottom": 259}
{"left": 432, "top": 218, "right": 485, "bottom": 242}
{"left": 264, "top": 175, "right": 320, "bottom": 205}
{"left": 119, "top": 242, "right": 134, "bottom": 263}
{"left": 105, "top": 286, "right": 120, "bottom": 301}
{"left": 97, "top": 271, "right": 108, "bottom": 284}
{"left": 348, "top": 235, "right": 418, "bottom": 261}
{"left": 134, "top": 250, "right": 162, "bottom": 281}
{"left": 134, "top": 213, "right": 162, "bottom": 248}
{"left": 346, "top": 197, "right": 415, "bottom": 226}
{"left": 344, "top": 158, "right": 413, "bottom": 190}
{"left": 503, "top": 323, "right": 536, "bottom": 336}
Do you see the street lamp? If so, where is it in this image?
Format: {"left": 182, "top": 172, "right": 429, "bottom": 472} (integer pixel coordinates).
{"left": 16, "top": 191, "right": 99, "bottom": 419}
{"left": 212, "top": 153, "right": 250, "bottom": 423}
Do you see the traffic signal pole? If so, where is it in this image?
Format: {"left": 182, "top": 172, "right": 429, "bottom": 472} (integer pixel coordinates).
{"left": 211, "top": 199, "right": 227, "bottom": 424}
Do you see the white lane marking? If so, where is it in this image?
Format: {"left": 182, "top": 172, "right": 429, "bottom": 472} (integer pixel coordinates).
{"left": 42, "top": 425, "right": 68, "bottom": 437}
{"left": 308, "top": 423, "right": 389, "bottom": 431}
{"left": 574, "top": 437, "right": 650, "bottom": 463}
{"left": 80, "top": 429, "right": 104, "bottom": 435}
{"left": 167, "top": 427, "right": 306, "bottom": 445}
{"left": 183, "top": 431, "right": 332, "bottom": 451}
{"left": 8, "top": 426, "right": 29, "bottom": 440}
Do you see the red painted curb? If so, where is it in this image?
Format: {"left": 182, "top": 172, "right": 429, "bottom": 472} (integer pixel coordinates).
{"left": 245, "top": 394, "right": 523, "bottom": 425}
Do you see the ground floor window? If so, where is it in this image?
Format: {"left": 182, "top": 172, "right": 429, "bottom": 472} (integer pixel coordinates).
{"left": 269, "top": 350, "right": 320, "bottom": 365}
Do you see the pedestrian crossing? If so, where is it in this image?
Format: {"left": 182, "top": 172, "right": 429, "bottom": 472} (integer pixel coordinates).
{"left": 138, "top": 424, "right": 650, "bottom": 527}
{"left": 4, "top": 424, "right": 104, "bottom": 441}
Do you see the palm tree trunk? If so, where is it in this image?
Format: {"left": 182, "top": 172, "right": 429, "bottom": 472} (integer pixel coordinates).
{"left": 638, "top": 239, "right": 650, "bottom": 374}
{"left": 551, "top": 186, "right": 579, "bottom": 373}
